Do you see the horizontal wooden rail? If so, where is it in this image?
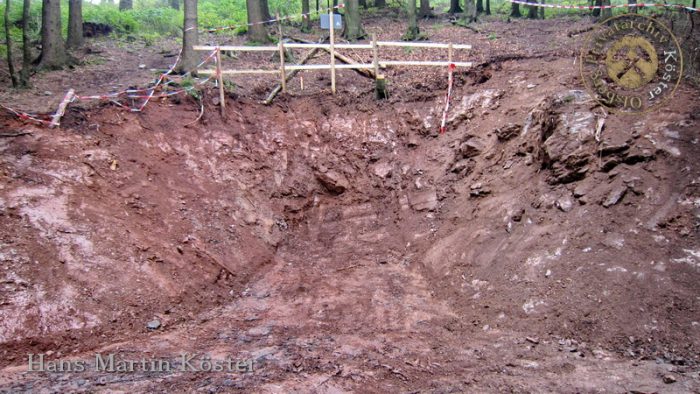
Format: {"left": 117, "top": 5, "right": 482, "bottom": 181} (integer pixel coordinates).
{"left": 193, "top": 42, "right": 472, "bottom": 52}
{"left": 200, "top": 61, "right": 471, "bottom": 74}
{"left": 284, "top": 63, "right": 374, "bottom": 71}
{"left": 377, "top": 42, "right": 472, "bottom": 50}
{"left": 380, "top": 60, "right": 472, "bottom": 67}
{"left": 199, "top": 69, "right": 280, "bottom": 75}
{"left": 285, "top": 43, "right": 374, "bottom": 50}
{"left": 193, "top": 45, "right": 278, "bottom": 52}
{"left": 196, "top": 34, "right": 472, "bottom": 103}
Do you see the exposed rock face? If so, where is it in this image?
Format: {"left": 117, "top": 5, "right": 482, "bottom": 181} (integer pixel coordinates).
{"left": 602, "top": 181, "right": 628, "bottom": 208}
{"left": 408, "top": 189, "right": 438, "bottom": 211}
{"left": 316, "top": 170, "right": 350, "bottom": 194}
{"left": 496, "top": 123, "right": 522, "bottom": 142}
{"left": 516, "top": 96, "right": 657, "bottom": 186}
{"left": 372, "top": 161, "right": 393, "bottom": 179}
{"left": 459, "top": 137, "right": 486, "bottom": 159}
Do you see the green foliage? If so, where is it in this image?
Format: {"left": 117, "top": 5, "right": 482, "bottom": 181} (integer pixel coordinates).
{"left": 1, "top": 0, "right": 697, "bottom": 62}
{"left": 180, "top": 75, "right": 202, "bottom": 100}
{"left": 223, "top": 79, "right": 236, "bottom": 92}
{"left": 82, "top": 3, "right": 180, "bottom": 35}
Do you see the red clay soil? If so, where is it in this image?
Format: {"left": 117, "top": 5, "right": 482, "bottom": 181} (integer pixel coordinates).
{"left": 0, "top": 13, "right": 699, "bottom": 393}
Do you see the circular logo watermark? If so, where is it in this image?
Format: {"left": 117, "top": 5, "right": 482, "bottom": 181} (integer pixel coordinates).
{"left": 580, "top": 14, "right": 683, "bottom": 113}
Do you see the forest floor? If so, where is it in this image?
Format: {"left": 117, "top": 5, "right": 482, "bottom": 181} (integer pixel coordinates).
{"left": 0, "top": 10, "right": 699, "bottom": 393}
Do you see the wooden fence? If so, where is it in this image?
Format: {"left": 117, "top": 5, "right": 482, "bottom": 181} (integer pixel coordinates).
{"left": 193, "top": 14, "right": 471, "bottom": 111}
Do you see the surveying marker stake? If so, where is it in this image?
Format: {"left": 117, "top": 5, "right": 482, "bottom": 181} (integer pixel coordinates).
{"left": 329, "top": 9, "right": 336, "bottom": 94}
{"left": 277, "top": 14, "right": 287, "bottom": 93}
{"left": 216, "top": 47, "right": 225, "bottom": 116}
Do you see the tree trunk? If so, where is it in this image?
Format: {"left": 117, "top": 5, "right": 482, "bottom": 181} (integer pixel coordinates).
{"left": 261, "top": 0, "right": 271, "bottom": 22}
{"left": 301, "top": 0, "right": 311, "bottom": 32}
{"left": 359, "top": 0, "right": 367, "bottom": 8}
{"left": 375, "top": 0, "right": 386, "bottom": 7}
{"left": 404, "top": 0, "right": 419, "bottom": 40}
{"left": 4, "top": 0, "right": 18, "bottom": 87}
{"left": 448, "top": 0, "right": 462, "bottom": 14}
{"left": 67, "top": 0, "right": 83, "bottom": 48}
{"left": 526, "top": 0, "right": 537, "bottom": 18}
{"left": 20, "top": 0, "right": 31, "bottom": 86}
{"left": 342, "top": 0, "right": 364, "bottom": 41}
{"left": 592, "top": 0, "right": 601, "bottom": 17}
{"left": 463, "top": 0, "right": 476, "bottom": 22}
{"left": 38, "top": 0, "right": 68, "bottom": 69}
{"left": 476, "top": 0, "right": 483, "bottom": 14}
{"left": 510, "top": 2, "right": 521, "bottom": 17}
{"left": 538, "top": 0, "right": 544, "bottom": 18}
{"left": 628, "top": 0, "right": 637, "bottom": 13}
{"left": 170, "top": 0, "right": 180, "bottom": 10}
{"left": 419, "top": 0, "right": 432, "bottom": 17}
{"left": 119, "top": 0, "right": 132, "bottom": 11}
{"left": 177, "top": 0, "right": 198, "bottom": 73}
{"left": 601, "top": 0, "right": 612, "bottom": 19}
{"left": 247, "top": 0, "right": 269, "bottom": 42}
{"left": 485, "top": 0, "right": 490, "bottom": 15}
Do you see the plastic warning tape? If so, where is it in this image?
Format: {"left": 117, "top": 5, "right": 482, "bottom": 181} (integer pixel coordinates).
{"left": 73, "top": 49, "right": 216, "bottom": 112}
{"left": 507, "top": 0, "right": 698, "bottom": 12}
{"left": 196, "top": 4, "right": 346, "bottom": 33}
{"left": 0, "top": 103, "right": 52, "bottom": 125}
{"left": 1, "top": 49, "right": 217, "bottom": 124}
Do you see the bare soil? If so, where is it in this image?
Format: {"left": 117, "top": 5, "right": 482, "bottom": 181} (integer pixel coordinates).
{"left": 0, "top": 12, "right": 699, "bottom": 393}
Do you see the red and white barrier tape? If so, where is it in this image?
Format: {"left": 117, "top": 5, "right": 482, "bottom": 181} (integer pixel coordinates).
{"left": 193, "top": 4, "right": 346, "bottom": 34}
{"left": 0, "top": 103, "right": 52, "bottom": 125}
{"left": 1, "top": 49, "right": 217, "bottom": 124}
{"left": 507, "top": 0, "right": 698, "bottom": 12}
{"left": 132, "top": 48, "right": 184, "bottom": 112}
{"left": 440, "top": 63, "right": 456, "bottom": 134}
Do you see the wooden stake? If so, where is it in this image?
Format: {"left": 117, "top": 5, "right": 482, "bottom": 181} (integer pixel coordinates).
{"left": 50, "top": 89, "right": 75, "bottom": 128}
{"left": 375, "top": 74, "right": 387, "bottom": 100}
{"left": 263, "top": 47, "right": 322, "bottom": 105}
{"left": 372, "top": 33, "right": 384, "bottom": 99}
{"left": 216, "top": 47, "right": 225, "bottom": 116}
{"left": 372, "top": 33, "right": 379, "bottom": 77}
{"left": 291, "top": 36, "right": 376, "bottom": 79}
{"left": 277, "top": 14, "right": 286, "bottom": 93}
{"left": 329, "top": 10, "right": 336, "bottom": 94}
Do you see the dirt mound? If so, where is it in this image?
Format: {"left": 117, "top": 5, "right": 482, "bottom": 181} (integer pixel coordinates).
{"left": 1, "top": 47, "right": 699, "bottom": 393}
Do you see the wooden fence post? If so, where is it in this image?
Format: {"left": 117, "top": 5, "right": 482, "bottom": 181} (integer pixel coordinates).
{"left": 277, "top": 14, "right": 287, "bottom": 93}
{"left": 372, "top": 33, "right": 379, "bottom": 77}
{"left": 329, "top": 9, "right": 336, "bottom": 94}
{"left": 216, "top": 47, "right": 225, "bottom": 116}
{"left": 373, "top": 34, "right": 386, "bottom": 99}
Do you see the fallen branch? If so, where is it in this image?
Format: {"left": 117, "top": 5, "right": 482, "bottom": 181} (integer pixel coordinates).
{"left": 0, "top": 131, "right": 32, "bottom": 138}
{"left": 185, "top": 98, "right": 205, "bottom": 127}
{"left": 473, "top": 52, "right": 558, "bottom": 69}
{"left": 291, "top": 37, "right": 376, "bottom": 79}
{"left": 263, "top": 46, "right": 322, "bottom": 105}
{"left": 335, "top": 264, "right": 364, "bottom": 272}
{"left": 568, "top": 25, "right": 594, "bottom": 37}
